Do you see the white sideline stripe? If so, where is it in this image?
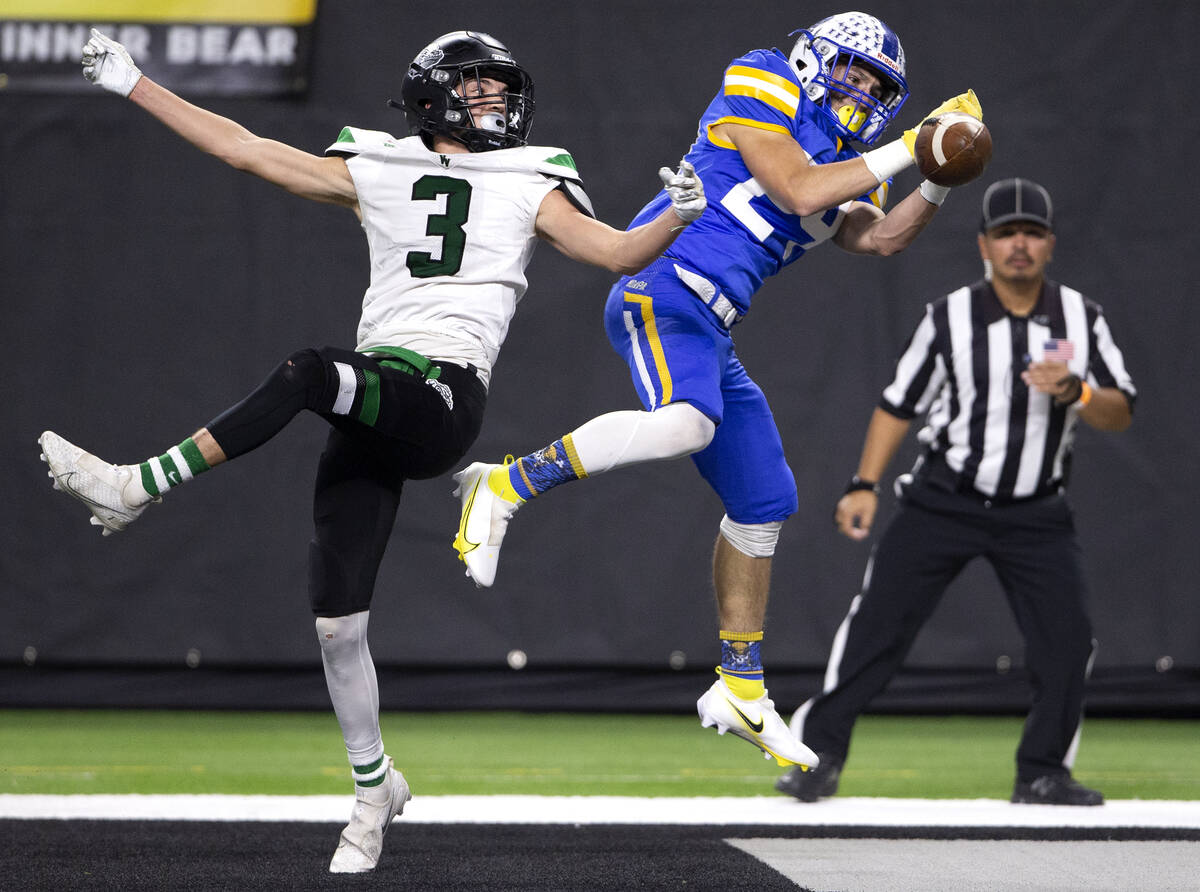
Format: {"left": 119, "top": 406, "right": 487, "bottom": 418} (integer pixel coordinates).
{"left": 1, "top": 795, "right": 1198, "bottom": 827}
{"left": 732, "top": 838, "right": 1200, "bottom": 892}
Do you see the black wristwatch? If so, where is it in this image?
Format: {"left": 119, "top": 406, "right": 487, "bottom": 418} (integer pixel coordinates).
{"left": 844, "top": 475, "right": 880, "bottom": 495}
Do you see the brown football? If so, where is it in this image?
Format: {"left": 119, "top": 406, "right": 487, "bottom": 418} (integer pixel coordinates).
{"left": 914, "top": 112, "right": 993, "bottom": 187}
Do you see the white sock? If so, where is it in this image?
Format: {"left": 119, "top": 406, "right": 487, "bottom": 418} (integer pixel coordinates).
{"left": 315, "top": 611, "right": 385, "bottom": 771}
{"left": 570, "top": 402, "right": 714, "bottom": 474}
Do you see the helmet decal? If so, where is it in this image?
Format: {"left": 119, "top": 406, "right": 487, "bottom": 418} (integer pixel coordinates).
{"left": 414, "top": 45, "right": 444, "bottom": 68}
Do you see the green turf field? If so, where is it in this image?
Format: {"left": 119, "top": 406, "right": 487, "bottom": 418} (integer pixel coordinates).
{"left": 1, "top": 710, "right": 1195, "bottom": 800}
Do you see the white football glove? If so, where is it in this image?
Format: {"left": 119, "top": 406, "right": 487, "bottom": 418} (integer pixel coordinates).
{"left": 81, "top": 28, "right": 142, "bottom": 97}
{"left": 659, "top": 159, "right": 706, "bottom": 224}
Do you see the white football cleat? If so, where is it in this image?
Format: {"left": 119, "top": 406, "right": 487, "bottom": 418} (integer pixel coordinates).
{"left": 329, "top": 759, "right": 411, "bottom": 873}
{"left": 451, "top": 461, "right": 521, "bottom": 588}
{"left": 38, "top": 431, "right": 148, "bottom": 536}
{"left": 697, "top": 676, "right": 820, "bottom": 769}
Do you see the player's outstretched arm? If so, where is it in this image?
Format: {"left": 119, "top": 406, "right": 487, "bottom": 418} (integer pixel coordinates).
{"left": 721, "top": 89, "right": 982, "bottom": 220}
{"left": 536, "top": 160, "right": 705, "bottom": 274}
{"left": 81, "top": 29, "right": 356, "bottom": 209}
{"left": 721, "top": 123, "right": 879, "bottom": 218}
{"left": 833, "top": 186, "right": 941, "bottom": 256}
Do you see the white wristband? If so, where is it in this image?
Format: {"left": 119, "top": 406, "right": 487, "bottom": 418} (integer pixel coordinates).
{"left": 861, "top": 140, "right": 912, "bottom": 183}
{"left": 919, "top": 180, "right": 951, "bottom": 206}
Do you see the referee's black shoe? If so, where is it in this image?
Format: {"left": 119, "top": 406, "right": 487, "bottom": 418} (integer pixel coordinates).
{"left": 1011, "top": 774, "right": 1104, "bottom": 806}
{"left": 775, "top": 753, "right": 843, "bottom": 802}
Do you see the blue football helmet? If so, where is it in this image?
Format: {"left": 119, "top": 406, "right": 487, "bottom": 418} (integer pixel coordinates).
{"left": 788, "top": 11, "right": 908, "bottom": 145}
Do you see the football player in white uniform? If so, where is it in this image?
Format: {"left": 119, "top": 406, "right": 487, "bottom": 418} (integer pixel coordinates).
{"left": 38, "top": 29, "right": 705, "bottom": 874}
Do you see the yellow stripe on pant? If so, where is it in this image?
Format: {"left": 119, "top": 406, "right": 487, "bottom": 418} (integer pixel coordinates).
{"left": 623, "top": 292, "right": 673, "bottom": 408}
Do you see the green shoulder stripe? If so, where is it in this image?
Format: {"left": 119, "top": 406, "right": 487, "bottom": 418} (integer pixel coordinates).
{"left": 543, "top": 152, "right": 577, "bottom": 171}
{"left": 336, "top": 127, "right": 356, "bottom": 143}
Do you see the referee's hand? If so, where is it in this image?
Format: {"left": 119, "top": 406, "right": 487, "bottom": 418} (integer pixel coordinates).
{"left": 834, "top": 490, "right": 877, "bottom": 540}
{"left": 1021, "top": 359, "right": 1071, "bottom": 397}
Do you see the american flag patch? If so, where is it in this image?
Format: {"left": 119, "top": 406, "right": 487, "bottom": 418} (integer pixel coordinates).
{"left": 1043, "top": 339, "right": 1075, "bottom": 362}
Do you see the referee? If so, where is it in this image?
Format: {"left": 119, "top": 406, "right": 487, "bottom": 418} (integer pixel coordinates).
{"left": 778, "top": 178, "right": 1137, "bottom": 806}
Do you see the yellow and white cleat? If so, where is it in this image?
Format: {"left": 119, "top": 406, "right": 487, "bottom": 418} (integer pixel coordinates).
{"left": 451, "top": 461, "right": 522, "bottom": 588}
{"left": 697, "top": 677, "right": 820, "bottom": 769}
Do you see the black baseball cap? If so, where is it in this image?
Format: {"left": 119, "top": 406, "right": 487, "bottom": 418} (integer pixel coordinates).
{"left": 979, "top": 178, "right": 1053, "bottom": 232}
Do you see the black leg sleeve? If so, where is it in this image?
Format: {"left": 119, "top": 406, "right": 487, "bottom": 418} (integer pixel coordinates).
{"left": 308, "top": 427, "right": 403, "bottom": 617}
{"left": 206, "top": 348, "right": 330, "bottom": 460}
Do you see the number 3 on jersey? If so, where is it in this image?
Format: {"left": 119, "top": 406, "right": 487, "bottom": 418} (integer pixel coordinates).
{"left": 407, "top": 175, "right": 473, "bottom": 278}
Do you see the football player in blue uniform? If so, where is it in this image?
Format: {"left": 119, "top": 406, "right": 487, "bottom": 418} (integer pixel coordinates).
{"left": 453, "top": 12, "right": 983, "bottom": 768}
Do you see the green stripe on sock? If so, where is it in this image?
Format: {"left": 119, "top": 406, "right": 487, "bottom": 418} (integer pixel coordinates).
{"left": 353, "top": 756, "right": 384, "bottom": 776}
{"left": 358, "top": 369, "right": 380, "bottom": 427}
{"left": 178, "top": 438, "right": 210, "bottom": 475}
{"left": 140, "top": 463, "right": 160, "bottom": 497}
{"left": 159, "top": 452, "right": 182, "bottom": 487}
{"left": 353, "top": 755, "right": 386, "bottom": 786}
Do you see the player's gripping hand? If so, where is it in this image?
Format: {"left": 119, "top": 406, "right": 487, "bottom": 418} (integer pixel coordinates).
{"left": 81, "top": 28, "right": 142, "bottom": 97}
{"left": 659, "top": 160, "right": 706, "bottom": 224}
{"left": 902, "top": 89, "right": 983, "bottom": 156}
{"left": 929, "top": 88, "right": 983, "bottom": 122}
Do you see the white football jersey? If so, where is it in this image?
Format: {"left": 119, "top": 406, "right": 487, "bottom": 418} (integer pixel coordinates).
{"left": 327, "top": 128, "right": 588, "bottom": 388}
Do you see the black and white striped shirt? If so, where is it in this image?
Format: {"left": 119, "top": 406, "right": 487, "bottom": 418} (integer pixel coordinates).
{"left": 881, "top": 279, "right": 1137, "bottom": 502}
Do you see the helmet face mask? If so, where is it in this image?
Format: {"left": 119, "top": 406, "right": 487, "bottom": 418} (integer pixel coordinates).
{"left": 788, "top": 12, "right": 908, "bottom": 146}
{"left": 396, "top": 31, "right": 535, "bottom": 152}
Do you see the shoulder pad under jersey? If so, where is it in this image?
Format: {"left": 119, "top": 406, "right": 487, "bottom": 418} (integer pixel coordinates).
{"left": 325, "top": 126, "right": 401, "bottom": 157}
{"left": 723, "top": 49, "right": 804, "bottom": 123}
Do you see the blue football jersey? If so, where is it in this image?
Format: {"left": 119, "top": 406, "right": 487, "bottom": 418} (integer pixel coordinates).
{"left": 630, "top": 48, "right": 888, "bottom": 314}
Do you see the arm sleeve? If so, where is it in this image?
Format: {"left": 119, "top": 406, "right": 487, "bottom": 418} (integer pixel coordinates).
{"left": 1087, "top": 306, "right": 1138, "bottom": 411}
{"left": 880, "top": 305, "right": 945, "bottom": 418}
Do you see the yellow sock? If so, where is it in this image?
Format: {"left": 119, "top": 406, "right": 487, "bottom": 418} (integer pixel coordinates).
{"left": 720, "top": 668, "right": 766, "bottom": 700}
{"left": 487, "top": 458, "right": 524, "bottom": 504}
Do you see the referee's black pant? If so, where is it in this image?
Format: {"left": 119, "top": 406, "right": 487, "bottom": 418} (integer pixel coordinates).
{"left": 797, "top": 477, "right": 1097, "bottom": 783}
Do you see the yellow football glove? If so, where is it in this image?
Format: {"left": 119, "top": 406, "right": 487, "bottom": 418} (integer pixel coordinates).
{"left": 902, "top": 88, "right": 983, "bottom": 157}
{"left": 928, "top": 88, "right": 983, "bottom": 121}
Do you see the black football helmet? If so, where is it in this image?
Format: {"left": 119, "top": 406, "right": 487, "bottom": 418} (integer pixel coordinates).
{"left": 391, "top": 31, "right": 535, "bottom": 152}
